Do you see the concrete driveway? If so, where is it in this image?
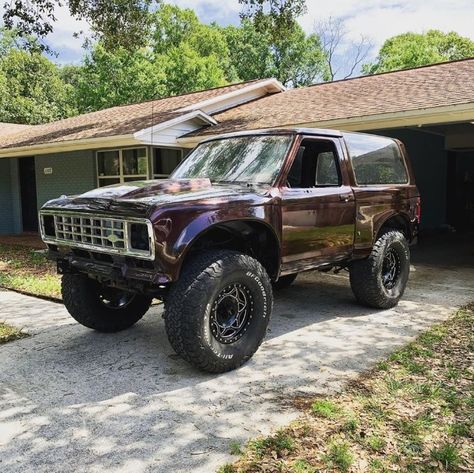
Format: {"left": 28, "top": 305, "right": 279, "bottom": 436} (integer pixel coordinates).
{"left": 1, "top": 235, "right": 473, "bottom": 473}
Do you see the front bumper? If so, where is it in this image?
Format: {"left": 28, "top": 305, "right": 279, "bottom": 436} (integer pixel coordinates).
{"left": 48, "top": 247, "right": 171, "bottom": 295}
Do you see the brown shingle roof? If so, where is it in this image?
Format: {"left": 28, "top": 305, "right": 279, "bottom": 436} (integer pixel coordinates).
{"left": 194, "top": 58, "right": 474, "bottom": 136}
{"left": 0, "top": 79, "right": 266, "bottom": 150}
{"left": 0, "top": 122, "right": 32, "bottom": 138}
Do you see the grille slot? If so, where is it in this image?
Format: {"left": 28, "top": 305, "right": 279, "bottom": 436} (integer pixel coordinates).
{"left": 40, "top": 211, "right": 154, "bottom": 260}
{"left": 54, "top": 215, "right": 126, "bottom": 249}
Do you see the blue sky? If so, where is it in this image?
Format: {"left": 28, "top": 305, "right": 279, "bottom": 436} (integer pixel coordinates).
{"left": 2, "top": 0, "right": 474, "bottom": 75}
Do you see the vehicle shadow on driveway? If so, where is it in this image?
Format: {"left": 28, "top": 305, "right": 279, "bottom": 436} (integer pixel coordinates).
{"left": 1, "top": 251, "right": 473, "bottom": 473}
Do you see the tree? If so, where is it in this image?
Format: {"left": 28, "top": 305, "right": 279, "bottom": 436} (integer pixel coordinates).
{"left": 223, "top": 21, "right": 275, "bottom": 83}
{"left": 235, "top": 1, "right": 326, "bottom": 86}
{"left": 68, "top": 4, "right": 235, "bottom": 112}
{"left": 364, "top": 30, "right": 474, "bottom": 74}
{"left": 0, "top": 47, "right": 76, "bottom": 124}
{"left": 315, "top": 17, "right": 372, "bottom": 80}
{"left": 239, "top": 0, "right": 306, "bottom": 40}
{"left": 151, "top": 4, "right": 238, "bottom": 84}
{"left": 270, "top": 25, "right": 326, "bottom": 87}
{"left": 2, "top": 0, "right": 155, "bottom": 51}
{"left": 69, "top": 44, "right": 166, "bottom": 113}
{"left": 160, "top": 43, "right": 228, "bottom": 96}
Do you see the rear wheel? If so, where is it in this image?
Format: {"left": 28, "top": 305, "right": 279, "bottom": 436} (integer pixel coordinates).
{"left": 349, "top": 230, "right": 410, "bottom": 309}
{"left": 61, "top": 274, "right": 152, "bottom": 332}
{"left": 164, "top": 250, "right": 273, "bottom": 373}
{"left": 272, "top": 273, "right": 297, "bottom": 290}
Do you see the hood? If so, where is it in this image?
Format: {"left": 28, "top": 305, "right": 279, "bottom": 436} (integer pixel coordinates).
{"left": 81, "top": 178, "right": 214, "bottom": 200}
{"left": 42, "top": 178, "right": 272, "bottom": 218}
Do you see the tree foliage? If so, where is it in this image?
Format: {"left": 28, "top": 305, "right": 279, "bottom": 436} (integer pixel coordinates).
{"left": 0, "top": 30, "right": 76, "bottom": 124}
{"left": 151, "top": 4, "right": 237, "bottom": 91}
{"left": 364, "top": 30, "right": 474, "bottom": 74}
{"left": 69, "top": 44, "right": 166, "bottom": 113}
{"left": 239, "top": 0, "right": 306, "bottom": 40}
{"left": 234, "top": 0, "right": 325, "bottom": 86}
{"left": 2, "top": 0, "right": 154, "bottom": 51}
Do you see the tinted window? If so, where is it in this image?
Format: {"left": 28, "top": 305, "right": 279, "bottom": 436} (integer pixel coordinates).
{"left": 153, "top": 148, "right": 182, "bottom": 178}
{"left": 123, "top": 148, "right": 147, "bottom": 176}
{"left": 345, "top": 134, "right": 408, "bottom": 185}
{"left": 98, "top": 150, "right": 119, "bottom": 176}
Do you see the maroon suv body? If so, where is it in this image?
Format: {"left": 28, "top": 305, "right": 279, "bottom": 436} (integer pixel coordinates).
{"left": 40, "top": 128, "right": 420, "bottom": 372}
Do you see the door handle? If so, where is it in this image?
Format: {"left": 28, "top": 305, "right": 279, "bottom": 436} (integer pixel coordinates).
{"left": 339, "top": 194, "right": 352, "bottom": 202}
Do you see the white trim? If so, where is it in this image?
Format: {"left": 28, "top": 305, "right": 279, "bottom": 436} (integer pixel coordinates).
{"left": 0, "top": 135, "right": 139, "bottom": 158}
{"left": 178, "top": 79, "right": 285, "bottom": 114}
{"left": 292, "top": 103, "right": 474, "bottom": 131}
{"left": 133, "top": 110, "right": 217, "bottom": 141}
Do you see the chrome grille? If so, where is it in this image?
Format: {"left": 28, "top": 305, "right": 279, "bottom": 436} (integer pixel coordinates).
{"left": 40, "top": 211, "right": 154, "bottom": 260}
{"left": 55, "top": 215, "right": 126, "bottom": 249}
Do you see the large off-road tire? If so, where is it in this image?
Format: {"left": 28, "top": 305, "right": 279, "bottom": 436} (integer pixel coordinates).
{"left": 61, "top": 274, "right": 152, "bottom": 332}
{"left": 164, "top": 250, "right": 273, "bottom": 373}
{"left": 272, "top": 273, "right": 297, "bottom": 290}
{"left": 349, "top": 230, "right": 410, "bottom": 309}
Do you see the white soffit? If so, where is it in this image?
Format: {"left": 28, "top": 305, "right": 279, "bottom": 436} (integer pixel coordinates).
{"left": 133, "top": 110, "right": 217, "bottom": 146}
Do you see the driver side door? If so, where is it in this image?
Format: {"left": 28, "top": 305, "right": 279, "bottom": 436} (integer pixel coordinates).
{"left": 279, "top": 136, "right": 356, "bottom": 274}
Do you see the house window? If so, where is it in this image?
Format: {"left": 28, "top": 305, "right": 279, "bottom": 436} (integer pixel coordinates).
{"left": 97, "top": 147, "right": 148, "bottom": 187}
{"left": 153, "top": 148, "right": 184, "bottom": 179}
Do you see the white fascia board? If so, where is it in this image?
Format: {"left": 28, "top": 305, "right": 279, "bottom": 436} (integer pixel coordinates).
{"left": 297, "top": 103, "right": 474, "bottom": 132}
{"left": 134, "top": 110, "right": 217, "bottom": 141}
{"left": 177, "top": 79, "right": 285, "bottom": 115}
{"left": 0, "top": 134, "right": 138, "bottom": 158}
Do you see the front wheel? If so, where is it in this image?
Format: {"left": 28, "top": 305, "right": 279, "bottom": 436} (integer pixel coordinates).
{"left": 349, "top": 230, "right": 410, "bottom": 309}
{"left": 62, "top": 274, "right": 152, "bottom": 332}
{"left": 164, "top": 250, "right": 273, "bottom": 373}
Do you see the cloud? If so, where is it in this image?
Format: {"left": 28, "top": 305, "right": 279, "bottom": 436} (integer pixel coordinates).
{"left": 301, "top": 0, "right": 474, "bottom": 57}
{"left": 171, "top": 0, "right": 240, "bottom": 25}
{"left": 43, "top": 4, "right": 90, "bottom": 64}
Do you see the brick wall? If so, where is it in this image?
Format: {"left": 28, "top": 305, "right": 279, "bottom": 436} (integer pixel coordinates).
{"left": 35, "top": 150, "right": 96, "bottom": 209}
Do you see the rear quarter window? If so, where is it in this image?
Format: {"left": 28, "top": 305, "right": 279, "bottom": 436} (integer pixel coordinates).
{"left": 344, "top": 133, "right": 408, "bottom": 185}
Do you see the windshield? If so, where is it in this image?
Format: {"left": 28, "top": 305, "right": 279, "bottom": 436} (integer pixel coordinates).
{"left": 171, "top": 135, "right": 293, "bottom": 184}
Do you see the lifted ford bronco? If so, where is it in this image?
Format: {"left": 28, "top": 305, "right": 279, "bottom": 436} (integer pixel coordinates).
{"left": 40, "top": 129, "right": 420, "bottom": 373}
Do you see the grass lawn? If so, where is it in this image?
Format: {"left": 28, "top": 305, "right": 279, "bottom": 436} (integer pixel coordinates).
{"left": 220, "top": 303, "right": 474, "bottom": 473}
{"left": 0, "top": 244, "right": 61, "bottom": 299}
{"left": 0, "top": 322, "right": 28, "bottom": 344}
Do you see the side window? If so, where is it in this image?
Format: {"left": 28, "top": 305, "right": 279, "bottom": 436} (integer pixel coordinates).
{"left": 287, "top": 139, "right": 341, "bottom": 188}
{"left": 345, "top": 133, "right": 408, "bottom": 185}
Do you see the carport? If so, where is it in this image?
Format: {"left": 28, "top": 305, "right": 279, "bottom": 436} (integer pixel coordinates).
{"left": 372, "top": 123, "right": 474, "bottom": 232}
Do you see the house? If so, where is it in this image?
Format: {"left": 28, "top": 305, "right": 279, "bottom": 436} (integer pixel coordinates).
{"left": 1, "top": 58, "right": 473, "bottom": 235}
